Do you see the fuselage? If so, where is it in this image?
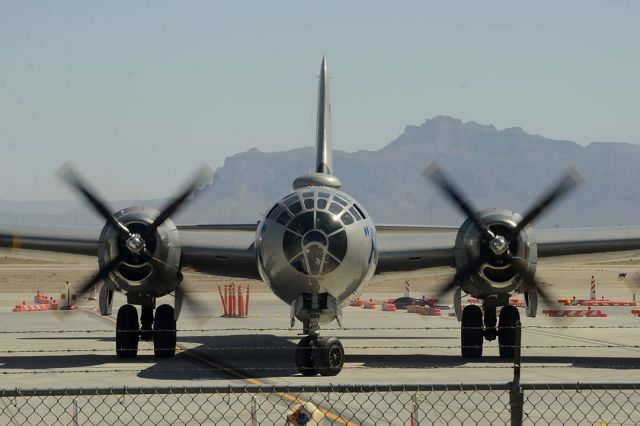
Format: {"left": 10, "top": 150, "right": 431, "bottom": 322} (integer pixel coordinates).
{"left": 255, "top": 187, "right": 378, "bottom": 309}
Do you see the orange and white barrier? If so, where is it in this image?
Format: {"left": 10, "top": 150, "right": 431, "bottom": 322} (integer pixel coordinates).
{"left": 364, "top": 299, "right": 376, "bottom": 309}
{"left": 543, "top": 308, "right": 607, "bottom": 317}
{"left": 381, "top": 301, "right": 397, "bottom": 311}
{"left": 350, "top": 298, "right": 364, "bottom": 307}
{"left": 558, "top": 298, "right": 637, "bottom": 307}
{"left": 218, "top": 282, "right": 249, "bottom": 318}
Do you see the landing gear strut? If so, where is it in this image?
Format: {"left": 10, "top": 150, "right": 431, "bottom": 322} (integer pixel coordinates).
{"left": 293, "top": 294, "right": 344, "bottom": 376}
{"left": 114, "top": 302, "right": 177, "bottom": 359}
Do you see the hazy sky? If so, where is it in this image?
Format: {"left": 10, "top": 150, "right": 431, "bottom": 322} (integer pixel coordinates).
{"left": 1, "top": 1, "right": 639, "bottom": 201}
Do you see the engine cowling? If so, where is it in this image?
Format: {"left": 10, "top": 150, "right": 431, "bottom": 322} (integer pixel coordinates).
{"left": 98, "top": 206, "right": 182, "bottom": 297}
{"left": 454, "top": 208, "right": 537, "bottom": 298}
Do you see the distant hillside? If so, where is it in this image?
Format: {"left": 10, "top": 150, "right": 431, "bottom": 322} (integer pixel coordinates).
{"left": 3, "top": 116, "right": 640, "bottom": 228}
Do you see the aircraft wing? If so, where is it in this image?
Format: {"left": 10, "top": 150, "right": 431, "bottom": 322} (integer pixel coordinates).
{"left": 376, "top": 225, "right": 640, "bottom": 274}
{"left": 3, "top": 223, "right": 640, "bottom": 279}
{"left": 0, "top": 224, "right": 261, "bottom": 280}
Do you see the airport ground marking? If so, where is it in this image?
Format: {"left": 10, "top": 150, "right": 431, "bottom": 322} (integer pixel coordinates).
{"left": 83, "top": 308, "right": 354, "bottom": 425}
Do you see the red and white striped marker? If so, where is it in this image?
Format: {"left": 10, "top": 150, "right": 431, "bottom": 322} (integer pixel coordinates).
{"left": 590, "top": 275, "right": 596, "bottom": 300}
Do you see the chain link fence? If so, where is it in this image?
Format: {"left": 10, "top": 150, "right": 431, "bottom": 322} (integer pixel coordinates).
{"left": 2, "top": 383, "right": 639, "bottom": 425}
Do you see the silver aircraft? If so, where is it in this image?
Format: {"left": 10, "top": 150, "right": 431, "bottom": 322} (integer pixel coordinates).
{"left": 3, "top": 57, "right": 640, "bottom": 376}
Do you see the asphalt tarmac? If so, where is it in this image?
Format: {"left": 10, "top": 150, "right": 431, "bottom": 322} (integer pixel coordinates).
{"left": 1, "top": 250, "right": 640, "bottom": 424}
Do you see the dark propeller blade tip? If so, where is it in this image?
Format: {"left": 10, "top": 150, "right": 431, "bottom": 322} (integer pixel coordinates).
{"left": 566, "top": 167, "right": 584, "bottom": 187}
{"left": 422, "top": 162, "right": 441, "bottom": 179}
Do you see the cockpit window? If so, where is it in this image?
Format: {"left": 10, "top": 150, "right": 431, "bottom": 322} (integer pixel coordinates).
{"left": 276, "top": 210, "right": 291, "bottom": 226}
{"left": 341, "top": 211, "right": 354, "bottom": 225}
{"left": 333, "top": 195, "right": 348, "bottom": 206}
{"left": 303, "top": 198, "right": 314, "bottom": 209}
{"left": 328, "top": 202, "right": 343, "bottom": 215}
{"left": 288, "top": 212, "right": 314, "bottom": 235}
{"left": 282, "top": 209, "right": 348, "bottom": 276}
{"left": 283, "top": 194, "right": 299, "bottom": 206}
{"left": 353, "top": 203, "right": 367, "bottom": 219}
{"left": 265, "top": 203, "right": 279, "bottom": 220}
{"left": 316, "top": 211, "right": 342, "bottom": 234}
{"left": 349, "top": 206, "right": 361, "bottom": 221}
{"left": 288, "top": 201, "right": 302, "bottom": 215}
{"left": 318, "top": 192, "right": 330, "bottom": 199}
{"left": 317, "top": 198, "right": 328, "bottom": 209}
{"left": 302, "top": 191, "right": 314, "bottom": 198}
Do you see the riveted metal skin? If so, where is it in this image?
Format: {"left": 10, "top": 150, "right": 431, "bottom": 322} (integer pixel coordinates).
{"left": 256, "top": 188, "right": 378, "bottom": 324}
{"left": 454, "top": 208, "right": 537, "bottom": 300}
{"left": 98, "top": 206, "right": 182, "bottom": 298}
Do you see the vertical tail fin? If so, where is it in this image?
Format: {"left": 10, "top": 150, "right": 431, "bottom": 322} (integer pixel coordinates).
{"left": 292, "top": 57, "right": 342, "bottom": 190}
{"left": 315, "top": 56, "right": 332, "bottom": 175}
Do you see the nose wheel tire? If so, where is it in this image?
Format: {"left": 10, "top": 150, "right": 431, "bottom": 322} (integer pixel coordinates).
{"left": 116, "top": 304, "right": 139, "bottom": 358}
{"left": 153, "top": 304, "right": 177, "bottom": 358}
{"left": 498, "top": 305, "right": 520, "bottom": 359}
{"left": 461, "top": 304, "right": 483, "bottom": 358}
{"left": 295, "top": 336, "right": 345, "bottom": 376}
{"left": 295, "top": 336, "right": 317, "bottom": 376}
{"left": 315, "top": 336, "right": 344, "bottom": 376}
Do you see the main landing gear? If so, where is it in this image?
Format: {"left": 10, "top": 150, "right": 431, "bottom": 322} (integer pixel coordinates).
{"left": 460, "top": 304, "right": 520, "bottom": 359}
{"left": 115, "top": 303, "right": 177, "bottom": 358}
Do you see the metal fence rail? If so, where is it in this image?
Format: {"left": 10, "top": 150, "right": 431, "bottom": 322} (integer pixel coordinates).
{"left": 2, "top": 383, "right": 639, "bottom": 425}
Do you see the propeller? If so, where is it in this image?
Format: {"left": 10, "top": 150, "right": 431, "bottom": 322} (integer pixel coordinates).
{"left": 424, "top": 162, "right": 583, "bottom": 304}
{"left": 57, "top": 163, "right": 213, "bottom": 305}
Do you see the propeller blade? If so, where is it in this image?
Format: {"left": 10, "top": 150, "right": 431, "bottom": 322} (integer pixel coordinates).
{"left": 434, "top": 255, "right": 488, "bottom": 299}
{"left": 175, "top": 285, "right": 210, "bottom": 326}
{"left": 147, "top": 166, "right": 214, "bottom": 235}
{"left": 424, "top": 163, "right": 494, "bottom": 240}
{"left": 507, "top": 253, "right": 556, "bottom": 309}
{"left": 510, "top": 168, "right": 583, "bottom": 239}
{"left": 56, "top": 163, "right": 131, "bottom": 237}
{"left": 76, "top": 252, "right": 126, "bottom": 296}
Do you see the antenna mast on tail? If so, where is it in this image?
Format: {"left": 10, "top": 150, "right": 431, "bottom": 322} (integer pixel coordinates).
{"left": 293, "top": 56, "right": 342, "bottom": 190}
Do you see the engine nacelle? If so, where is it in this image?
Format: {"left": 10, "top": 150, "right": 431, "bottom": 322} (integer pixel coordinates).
{"left": 98, "top": 206, "right": 182, "bottom": 298}
{"left": 454, "top": 208, "right": 537, "bottom": 299}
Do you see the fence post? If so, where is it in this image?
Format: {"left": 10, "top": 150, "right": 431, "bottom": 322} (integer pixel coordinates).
{"left": 409, "top": 394, "right": 419, "bottom": 425}
{"left": 72, "top": 398, "right": 80, "bottom": 426}
{"left": 250, "top": 394, "right": 258, "bottom": 426}
{"left": 509, "top": 320, "right": 523, "bottom": 426}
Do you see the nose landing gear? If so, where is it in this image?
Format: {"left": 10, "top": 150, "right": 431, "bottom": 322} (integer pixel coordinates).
{"left": 295, "top": 334, "right": 344, "bottom": 376}
{"left": 293, "top": 294, "right": 345, "bottom": 376}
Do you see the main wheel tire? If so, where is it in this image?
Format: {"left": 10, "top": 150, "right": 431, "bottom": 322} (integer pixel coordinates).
{"left": 153, "top": 304, "right": 176, "bottom": 358}
{"left": 461, "top": 305, "right": 483, "bottom": 358}
{"left": 498, "top": 305, "right": 520, "bottom": 359}
{"left": 315, "top": 336, "right": 344, "bottom": 376}
{"left": 116, "top": 304, "right": 139, "bottom": 358}
{"left": 140, "top": 304, "right": 154, "bottom": 342}
{"left": 295, "top": 336, "right": 316, "bottom": 376}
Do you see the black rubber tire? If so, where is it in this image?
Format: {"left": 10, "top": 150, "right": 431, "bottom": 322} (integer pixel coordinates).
{"left": 140, "top": 304, "right": 154, "bottom": 342}
{"left": 498, "top": 305, "right": 520, "bottom": 359}
{"left": 315, "top": 336, "right": 344, "bottom": 376}
{"left": 295, "top": 336, "right": 316, "bottom": 376}
{"left": 116, "top": 304, "right": 139, "bottom": 358}
{"left": 461, "top": 305, "right": 483, "bottom": 358}
{"left": 153, "top": 304, "right": 176, "bottom": 358}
